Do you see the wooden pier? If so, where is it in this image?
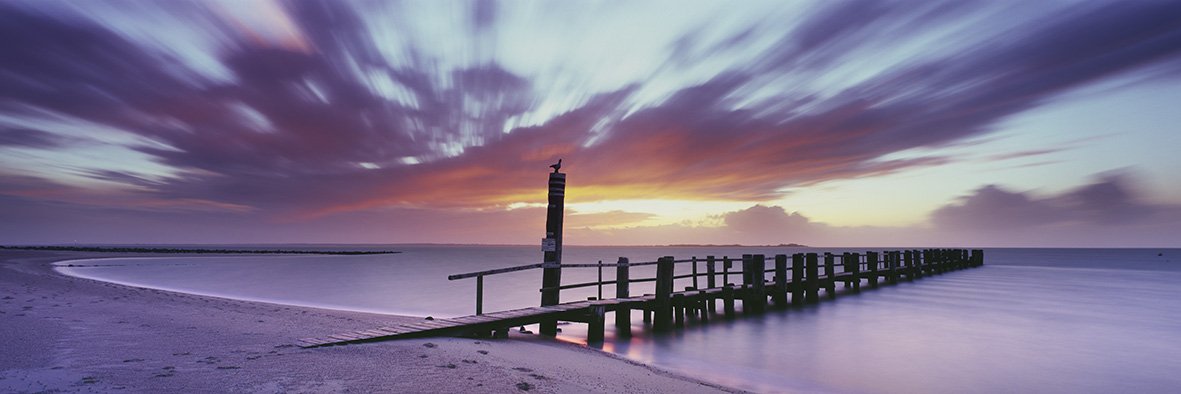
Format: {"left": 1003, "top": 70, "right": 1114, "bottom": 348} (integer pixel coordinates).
{"left": 297, "top": 248, "right": 984, "bottom": 348}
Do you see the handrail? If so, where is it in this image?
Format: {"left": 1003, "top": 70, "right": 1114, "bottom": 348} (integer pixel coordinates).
{"left": 448, "top": 249, "right": 974, "bottom": 315}
{"left": 448, "top": 262, "right": 544, "bottom": 280}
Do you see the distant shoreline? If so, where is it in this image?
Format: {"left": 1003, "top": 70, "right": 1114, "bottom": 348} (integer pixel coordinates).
{"left": 0, "top": 245, "right": 400, "bottom": 255}
{"left": 664, "top": 243, "right": 808, "bottom": 248}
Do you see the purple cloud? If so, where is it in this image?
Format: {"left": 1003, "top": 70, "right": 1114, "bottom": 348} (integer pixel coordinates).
{"left": 1, "top": 1, "right": 1180, "bottom": 244}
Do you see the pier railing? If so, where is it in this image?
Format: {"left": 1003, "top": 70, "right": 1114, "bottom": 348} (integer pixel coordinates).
{"left": 300, "top": 248, "right": 982, "bottom": 347}
{"left": 449, "top": 249, "right": 983, "bottom": 320}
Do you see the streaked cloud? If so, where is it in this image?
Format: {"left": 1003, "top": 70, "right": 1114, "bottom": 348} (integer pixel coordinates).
{"left": 1, "top": 0, "right": 1179, "bottom": 245}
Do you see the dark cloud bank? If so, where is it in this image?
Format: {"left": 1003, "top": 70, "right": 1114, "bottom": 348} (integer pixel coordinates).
{"left": 2, "top": 1, "right": 1181, "bottom": 245}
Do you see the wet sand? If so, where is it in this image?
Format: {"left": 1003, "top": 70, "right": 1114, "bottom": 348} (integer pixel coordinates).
{"left": 0, "top": 250, "right": 732, "bottom": 393}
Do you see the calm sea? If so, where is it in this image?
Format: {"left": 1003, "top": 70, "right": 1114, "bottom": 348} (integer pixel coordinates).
{"left": 56, "top": 246, "right": 1181, "bottom": 393}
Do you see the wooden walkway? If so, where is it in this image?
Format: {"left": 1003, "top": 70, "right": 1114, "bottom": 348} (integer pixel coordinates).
{"left": 298, "top": 300, "right": 624, "bottom": 348}
{"left": 299, "top": 249, "right": 983, "bottom": 348}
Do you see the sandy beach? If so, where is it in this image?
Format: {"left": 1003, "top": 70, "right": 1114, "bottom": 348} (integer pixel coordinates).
{"left": 0, "top": 250, "right": 732, "bottom": 393}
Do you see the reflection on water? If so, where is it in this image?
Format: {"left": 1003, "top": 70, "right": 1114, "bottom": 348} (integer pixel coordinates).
{"left": 57, "top": 247, "right": 1181, "bottom": 393}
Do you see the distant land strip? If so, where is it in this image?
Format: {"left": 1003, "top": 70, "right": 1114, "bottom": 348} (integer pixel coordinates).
{"left": 0, "top": 245, "right": 401, "bottom": 255}
{"left": 665, "top": 243, "right": 808, "bottom": 248}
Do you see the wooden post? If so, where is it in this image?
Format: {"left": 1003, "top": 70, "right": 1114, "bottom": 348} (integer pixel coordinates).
{"left": 691, "top": 256, "right": 699, "bottom": 290}
{"left": 823, "top": 253, "right": 836, "bottom": 298}
{"left": 723, "top": 257, "right": 732, "bottom": 286}
{"left": 697, "top": 290, "right": 709, "bottom": 323}
{"left": 588, "top": 304, "right": 605, "bottom": 343}
{"left": 539, "top": 171, "right": 566, "bottom": 336}
{"left": 867, "top": 251, "right": 879, "bottom": 288}
{"left": 917, "top": 250, "right": 924, "bottom": 276}
{"left": 851, "top": 253, "right": 862, "bottom": 292}
{"left": 741, "top": 254, "right": 753, "bottom": 314}
{"left": 926, "top": 249, "right": 935, "bottom": 274}
{"left": 653, "top": 256, "right": 674, "bottom": 332}
{"left": 903, "top": 251, "right": 914, "bottom": 281}
{"left": 596, "top": 260, "right": 603, "bottom": 300}
{"left": 722, "top": 284, "right": 736, "bottom": 318}
{"left": 475, "top": 275, "right": 485, "bottom": 315}
{"left": 887, "top": 251, "right": 899, "bottom": 285}
{"left": 791, "top": 253, "right": 805, "bottom": 306}
{"left": 806, "top": 253, "right": 820, "bottom": 304}
{"left": 615, "top": 257, "right": 630, "bottom": 336}
{"left": 773, "top": 254, "right": 788, "bottom": 308}
{"left": 915, "top": 250, "right": 926, "bottom": 276}
{"left": 752, "top": 254, "right": 767, "bottom": 313}
{"left": 706, "top": 256, "right": 717, "bottom": 312}
{"left": 972, "top": 249, "right": 984, "bottom": 267}
{"left": 931, "top": 249, "right": 942, "bottom": 274}
{"left": 841, "top": 253, "right": 852, "bottom": 287}
{"left": 673, "top": 294, "right": 686, "bottom": 327}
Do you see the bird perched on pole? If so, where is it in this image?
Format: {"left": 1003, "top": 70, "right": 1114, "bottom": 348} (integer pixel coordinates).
{"left": 549, "top": 159, "right": 562, "bottom": 173}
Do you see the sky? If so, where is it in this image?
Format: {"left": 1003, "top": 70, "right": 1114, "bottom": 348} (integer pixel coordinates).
{"left": 1, "top": 0, "right": 1180, "bottom": 247}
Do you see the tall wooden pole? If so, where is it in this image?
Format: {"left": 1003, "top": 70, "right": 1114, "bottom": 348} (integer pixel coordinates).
{"left": 539, "top": 170, "right": 565, "bottom": 336}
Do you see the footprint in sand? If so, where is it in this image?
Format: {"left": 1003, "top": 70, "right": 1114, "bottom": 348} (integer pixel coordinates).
{"left": 529, "top": 374, "right": 549, "bottom": 381}
{"left": 461, "top": 359, "right": 477, "bottom": 364}
{"left": 516, "top": 382, "right": 534, "bottom": 391}
{"left": 154, "top": 367, "right": 176, "bottom": 378}
{"left": 123, "top": 358, "right": 145, "bottom": 363}
{"left": 477, "top": 350, "right": 489, "bottom": 355}
{"left": 423, "top": 342, "right": 437, "bottom": 348}
{"left": 513, "top": 367, "right": 533, "bottom": 372}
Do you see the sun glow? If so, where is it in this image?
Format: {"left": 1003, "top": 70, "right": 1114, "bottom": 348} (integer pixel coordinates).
{"left": 566, "top": 199, "right": 748, "bottom": 228}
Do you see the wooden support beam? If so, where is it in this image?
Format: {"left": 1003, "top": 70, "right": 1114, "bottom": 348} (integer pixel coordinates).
{"left": 851, "top": 253, "right": 862, "bottom": 292}
{"left": 673, "top": 293, "right": 686, "bottom": 327}
{"left": 741, "top": 254, "right": 753, "bottom": 315}
{"left": 791, "top": 253, "right": 805, "bottom": 306}
{"left": 887, "top": 251, "right": 899, "bottom": 285}
{"left": 904, "top": 251, "right": 914, "bottom": 281}
{"left": 722, "top": 284, "right": 736, "bottom": 319}
{"left": 694, "top": 289, "right": 703, "bottom": 323}
{"left": 723, "top": 257, "right": 732, "bottom": 287}
{"left": 773, "top": 254, "right": 788, "bottom": 308}
{"left": 706, "top": 256, "right": 717, "bottom": 312}
{"left": 539, "top": 172, "right": 565, "bottom": 337}
{"left": 615, "top": 257, "right": 631, "bottom": 337}
{"left": 587, "top": 305, "right": 605, "bottom": 343}
{"left": 824, "top": 253, "right": 836, "bottom": 299}
{"left": 806, "top": 253, "right": 820, "bottom": 304}
{"left": 867, "top": 251, "right": 879, "bottom": 288}
{"left": 912, "top": 250, "right": 923, "bottom": 279}
{"left": 476, "top": 275, "right": 484, "bottom": 316}
{"left": 752, "top": 254, "right": 767, "bottom": 313}
{"left": 691, "top": 256, "right": 699, "bottom": 290}
{"left": 653, "top": 256, "right": 674, "bottom": 332}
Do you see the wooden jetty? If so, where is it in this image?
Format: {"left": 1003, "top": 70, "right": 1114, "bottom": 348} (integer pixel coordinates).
{"left": 297, "top": 165, "right": 985, "bottom": 348}
{"left": 297, "top": 248, "right": 984, "bottom": 348}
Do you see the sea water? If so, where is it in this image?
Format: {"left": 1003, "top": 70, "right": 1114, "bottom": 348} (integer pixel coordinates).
{"left": 56, "top": 246, "right": 1181, "bottom": 393}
